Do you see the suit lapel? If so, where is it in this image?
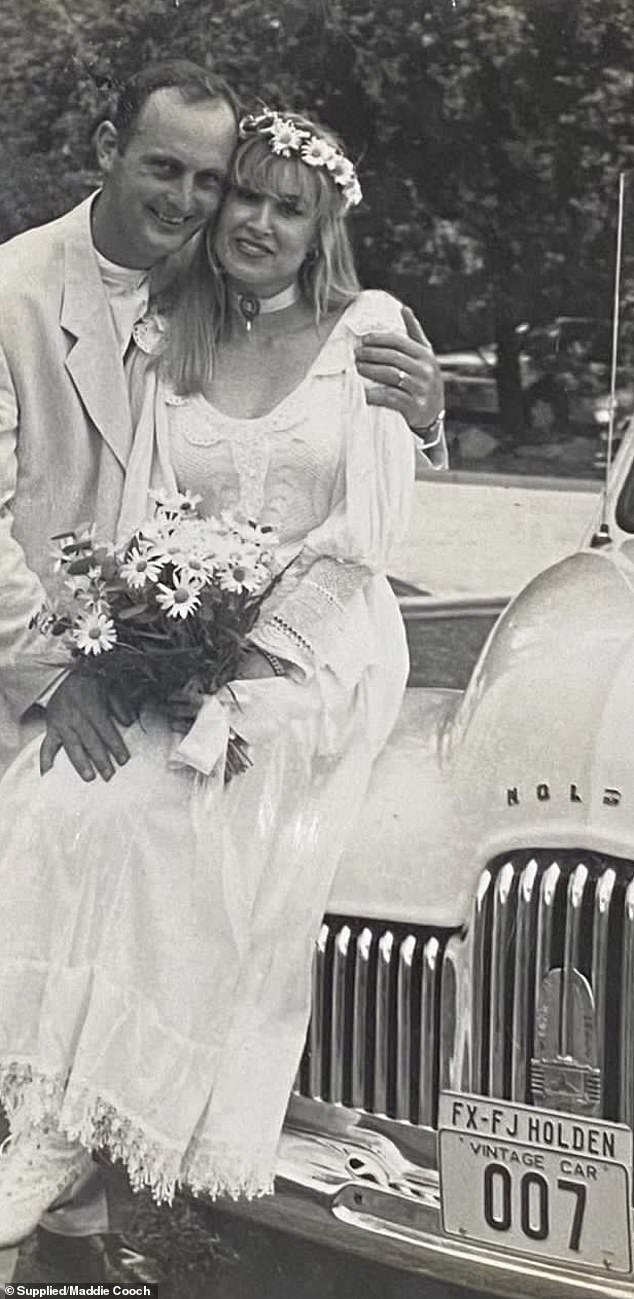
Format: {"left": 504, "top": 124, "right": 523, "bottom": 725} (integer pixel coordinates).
{"left": 61, "top": 198, "right": 133, "bottom": 469}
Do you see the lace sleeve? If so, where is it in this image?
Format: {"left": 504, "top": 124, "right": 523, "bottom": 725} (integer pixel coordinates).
{"left": 249, "top": 553, "right": 372, "bottom": 676}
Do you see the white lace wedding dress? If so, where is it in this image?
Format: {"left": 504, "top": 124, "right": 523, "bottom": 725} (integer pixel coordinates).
{"left": 0, "top": 291, "right": 414, "bottom": 1203}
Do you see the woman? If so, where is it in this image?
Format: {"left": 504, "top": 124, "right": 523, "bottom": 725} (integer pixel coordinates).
{"left": 0, "top": 109, "right": 416, "bottom": 1242}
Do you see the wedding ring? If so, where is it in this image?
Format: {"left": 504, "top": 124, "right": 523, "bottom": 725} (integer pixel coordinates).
{"left": 396, "top": 369, "right": 407, "bottom": 390}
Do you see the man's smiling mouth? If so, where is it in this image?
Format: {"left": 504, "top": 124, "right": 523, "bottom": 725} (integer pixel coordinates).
{"left": 150, "top": 209, "right": 190, "bottom": 228}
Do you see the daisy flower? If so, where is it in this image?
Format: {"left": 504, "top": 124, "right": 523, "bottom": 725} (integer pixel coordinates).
{"left": 217, "top": 562, "right": 264, "bottom": 594}
{"left": 120, "top": 546, "right": 163, "bottom": 590}
{"left": 150, "top": 489, "right": 202, "bottom": 516}
{"left": 269, "top": 117, "right": 307, "bottom": 156}
{"left": 176, "top": 555, "right": 213, "bottom": 586}
{"left": 156, "top": 580, "right": 201, "bottom": 620}
{"left": 72, "top": 610, "right": 117, "bottom": 656}
{"left": 342, "top": 178, "right": 363, "bottom": 208}
{"left": 301, "top": 137, "right": 336, "bottom": 168}
{"left": 326, "top": 154, "right": 355, "bottom": 185}
{"left": 218, "top": 512, "right": 277, "bottom": 553}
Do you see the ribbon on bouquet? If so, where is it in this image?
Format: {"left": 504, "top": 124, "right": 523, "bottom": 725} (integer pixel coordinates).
{"left": 169, "top": 686, "right": 247, "bottom": 777}
{"left": 168, "top": 677, "right": 308, "bottom": 777}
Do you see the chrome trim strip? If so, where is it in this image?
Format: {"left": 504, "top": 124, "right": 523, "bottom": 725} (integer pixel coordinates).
{"left": 534, "top": 859, "right": 561, "bottom": 1025}
{"left": 396, "top": 934, "right": 416, "bottom": 1120}
{"left": 330, "top": 924, "right": 351, "bottom": 1104}
{"left": 592, "top": 867, "right": 616, "bottom": 1083}
{"left": 489, "top": 860, "right": 516, "bottom": 1096}
{"left": 375, "top": 930, "right": 394, "bottom": 1116}
{"left": 309, "top": 923, "right": 329, "bottom": 1099}
{"left": 438, "top": 931, "right": 461, "bottom": 1095}
{"left": 561, "top": 862, "right": 589, "bottom": 1052}
{"left": 351, "top": 926, "right": 373, "bottom": 1111}
{"left": 470, "top": 868, "right": 492, "bottom": 1093}
{"left": 511, "top": 858, "right": 539, "bottom": 1102}
{"left": 420, "top": 936, "right": 441, "bottom": 1126}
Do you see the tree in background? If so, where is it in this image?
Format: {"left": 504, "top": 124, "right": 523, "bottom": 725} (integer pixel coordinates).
{"left": 3, "top": 0, "right": 634, "bottom": 439}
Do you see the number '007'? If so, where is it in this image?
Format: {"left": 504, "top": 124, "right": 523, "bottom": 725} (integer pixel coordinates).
{"left": 483, "top": 1164, "right": 587, "bottom": 1251}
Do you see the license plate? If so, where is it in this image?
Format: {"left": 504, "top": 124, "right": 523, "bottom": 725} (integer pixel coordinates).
{"left": 438, "top": 1093, "right": 632, "bottom": 1274}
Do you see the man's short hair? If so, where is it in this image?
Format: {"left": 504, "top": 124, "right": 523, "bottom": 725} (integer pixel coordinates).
{"left": 111, "top": 59, "right": 240, "bottom": 150}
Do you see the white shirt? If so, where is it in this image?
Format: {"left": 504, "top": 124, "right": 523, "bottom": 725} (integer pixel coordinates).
{"left": 94, "top": 249, "right": 150, "bottom": 355}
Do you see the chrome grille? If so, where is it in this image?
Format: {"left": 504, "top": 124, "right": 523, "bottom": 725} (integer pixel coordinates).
{"left": 448, "top": 850, "right": 634, "bottom": 1125}
{"left": 297, "top": 852, "right": 634, "bottom": 1133}
{"left": 296, "top": 917, "right": 450, "bottom": 1125}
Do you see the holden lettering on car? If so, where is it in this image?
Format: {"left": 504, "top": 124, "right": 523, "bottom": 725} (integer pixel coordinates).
{"left": 505, "top": 783, "right": 622, "bottom": 807}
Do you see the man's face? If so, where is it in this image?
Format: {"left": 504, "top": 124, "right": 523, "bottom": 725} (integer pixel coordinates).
{"left": 94, "top": 87, "right": 237, "bottom": 268}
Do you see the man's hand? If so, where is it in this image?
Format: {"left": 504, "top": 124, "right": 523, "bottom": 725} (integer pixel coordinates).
{"left": 40, "top": 673, "right": 132, "bottom": 782}
{"left": 236, "top": 647, "right": 283, "bottom": 680}
{"left": 355, "top": 305, "right": 444, "bottom": 430}
{"left": 166, "top": 680, "right": 206, "bottom": 734}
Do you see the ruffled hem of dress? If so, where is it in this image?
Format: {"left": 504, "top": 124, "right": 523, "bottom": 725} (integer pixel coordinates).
{"left": 0, "top": 1060, "right": 275, "bottom": 1206}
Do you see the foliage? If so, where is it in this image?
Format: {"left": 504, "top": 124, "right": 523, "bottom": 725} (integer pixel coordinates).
{"left": 3, "top": 0, "right": 634, "bottom": 437}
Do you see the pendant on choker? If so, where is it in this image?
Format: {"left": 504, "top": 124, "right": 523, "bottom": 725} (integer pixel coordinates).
{"left": 237, "top": 294, "right": 260, "bottom": 332}
{"left": 235, "top": 282, "right": 300, "bottom": 333}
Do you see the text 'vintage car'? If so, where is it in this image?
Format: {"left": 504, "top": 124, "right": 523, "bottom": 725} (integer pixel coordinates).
{"left": 220, "top": 423, "right": 634, "bottom": 1298}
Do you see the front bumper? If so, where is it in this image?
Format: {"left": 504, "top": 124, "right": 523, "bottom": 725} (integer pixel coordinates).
{"left": 219, "top": 1097, "right": 634, "bottom": 1299}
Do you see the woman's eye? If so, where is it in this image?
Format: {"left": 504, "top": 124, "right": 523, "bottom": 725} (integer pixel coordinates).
{"left": 279, "top": 200, "right": 303, "bottom": 217}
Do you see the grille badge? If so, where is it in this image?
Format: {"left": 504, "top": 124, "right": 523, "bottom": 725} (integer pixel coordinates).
{"left": 530, "top": 968, "right": 602, "bottom": 1116}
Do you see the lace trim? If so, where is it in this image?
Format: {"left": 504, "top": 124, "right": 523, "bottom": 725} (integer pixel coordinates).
{"left": 132, "top": 313, "right": 167, "bottom": 356}
{"left": 183, "top": 1142, "right": 275, "bottom": 1202}
{"left": 302, "top": 578, "right": 345, "bottom": 610}
{"left": 0, "top": 1061, "right": 64, "bottom": 1128}
{"left": 269, "top": 615, "right": 312, "bottom": 653}
{"left": 0, "top": 1061, "right": 276, "bottom": 1207}
{"left": 164, "top": 387, "right": 187, "bottom": 408}
{"left": 231, "top": 427, "right": 271, "bottom": 518}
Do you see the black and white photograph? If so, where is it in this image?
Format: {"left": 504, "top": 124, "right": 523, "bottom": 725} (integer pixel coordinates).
{"left": 0, "top": 2, "right": 633, "bottom": 1296}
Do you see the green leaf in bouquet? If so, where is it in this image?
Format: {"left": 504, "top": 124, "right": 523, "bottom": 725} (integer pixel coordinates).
{"left": 117, "top": 603, "right": 149, "bottom": 621}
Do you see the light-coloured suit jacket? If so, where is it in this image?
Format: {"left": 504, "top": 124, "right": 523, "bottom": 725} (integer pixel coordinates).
{"left": 0, "top": 196, "right": 131, "bottom": 771}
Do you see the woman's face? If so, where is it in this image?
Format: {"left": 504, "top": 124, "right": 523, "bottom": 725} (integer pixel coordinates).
{"left": 214, "top": 161, "right": 319, "bottom": 298}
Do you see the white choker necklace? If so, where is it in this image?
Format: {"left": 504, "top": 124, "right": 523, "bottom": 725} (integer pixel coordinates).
{"left": 234, "top": 283, "right": 300, "bottom": 332}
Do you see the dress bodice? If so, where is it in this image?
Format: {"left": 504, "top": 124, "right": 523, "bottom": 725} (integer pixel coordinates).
{"left": 153, "top": 289, "right": 407, "bottom": 545}
{"left": 166, "top": 386, "right": 343, "bottom": 547}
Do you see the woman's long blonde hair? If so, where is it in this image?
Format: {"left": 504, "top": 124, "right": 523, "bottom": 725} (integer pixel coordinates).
{"left": 164, "top": 113, "right": 361, "bottom": 395}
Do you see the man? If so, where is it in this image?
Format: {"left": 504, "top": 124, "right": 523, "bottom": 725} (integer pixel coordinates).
{"left": 0, "top": 58, "right": 444, "bottom": 1283}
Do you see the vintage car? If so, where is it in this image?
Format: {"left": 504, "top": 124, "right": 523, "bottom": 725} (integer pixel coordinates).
{"left": 438, "top": 316, "right": 634, "bottom": 439}
{"left": 222, "top": 426, "right": 634, "bottom": 1297}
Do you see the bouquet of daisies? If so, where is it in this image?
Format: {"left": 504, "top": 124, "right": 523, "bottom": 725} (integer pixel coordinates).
{"left": 32, "top": 492, "right": 281, "bottom": 780}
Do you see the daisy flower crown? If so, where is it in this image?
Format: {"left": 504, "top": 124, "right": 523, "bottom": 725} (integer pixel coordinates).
{"left": 238, "top": 110, "right": 363, "bottom": 210}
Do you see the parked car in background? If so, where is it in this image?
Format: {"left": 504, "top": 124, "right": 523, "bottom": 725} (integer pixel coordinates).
{"left": 438, "top": 316, "right": 634, "bottom": 440}
{"left": 222, "top": 422, "right": 634, "bottom": 1297}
